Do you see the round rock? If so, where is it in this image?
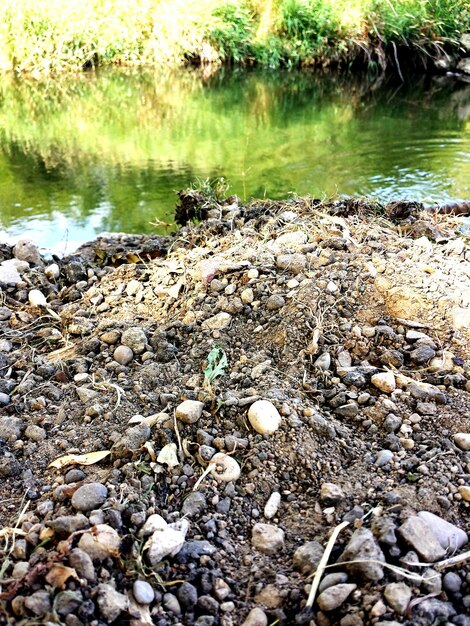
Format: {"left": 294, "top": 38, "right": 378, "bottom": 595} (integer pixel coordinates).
{"left": 121, "top": 326, "right": 147, "bottom": 354}
{"left": 71, "top": 482, "right": 108, "bottom": 512}
{"left": 133, "top": 580, "right": 155, "bottom": 605}
{"left": 251, "top": 523, "right": 285, "bottom": 555}
{"left": 454, "top": 433, "right": 470, "bottom": 451}
{"left": 317, "top": 583, "right": 357, "bottom": 611}
{"left": 371, "top": 372, "right": 396, "bottom": 393}
{"left": 176, "top": 400, "right": 204, "bottom": 424}
{"left": 113, "top": 345, "right": 134, "bottom": 365}
{"left": 248, "top": 400, "right": 282, "bottom": 435}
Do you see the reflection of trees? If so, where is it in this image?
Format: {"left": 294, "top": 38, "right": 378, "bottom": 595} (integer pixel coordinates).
{"left": 0, "top": 68, "right": 468, "bottom": 236}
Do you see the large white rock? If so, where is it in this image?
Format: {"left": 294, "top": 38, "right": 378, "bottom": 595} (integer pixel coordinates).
{"left": 371, "top": 372, "right": 396, "bottom": 393}
{"left": 210, "top": 452, "right": 241, "bottom": 482}
{"left": 248, "top": 400, "right": 282, "bottom": 435}
{"left": 454, "top": 433, "right": 470, "bottom": 451}
{"left": 175, "top": 400, "right": 204, "bottom": 424}
{"left": 144, "top": 517, "right": 188, "bottom": 566}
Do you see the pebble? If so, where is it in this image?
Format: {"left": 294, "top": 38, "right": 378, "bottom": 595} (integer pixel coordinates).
{"left": 458, "top": 486, "right": 470, "bottom": 501}
{"left": 0, "top": 392, "right": 10, "bottom": 406}
{"left": 339, "top": 528, "right": 385, "bottom": 581}
{"left": 177, "top": 582, "right": 198, "bottom": 609}
{"left": 314, "top": 353, "right": 331, "bottom": 371}
{"left": 251, "top": 523, "right": 285, "bottom": 555}
{"left": 176, "top": 399, "right": 204, "bottom": 424}
{"left": 133, "top": 580, "right": 155, "bottom": 605}
{"left": 78, "top": 524, "right": 120, "bottom": 560}
{"left": 264, "top": 491, "right": 281, "bottom": 519}
{"left": 210, "top": 452, "right": 241, "bottom": 482}
{"left": 266, "top": 294, "right": 285, "bottom": 310}
{"left": 163, "top": 592, "right": 182, "bottom": 615}
{"left": 24, "top": 590, "right": 51, "bottom": 616}
{"left": 71, "top": 482, "right": 108, "bottom": 512}
{"left": 68, "top": 547, "right": 95, "bottom": 581}
{"left": 454, "top": 432, "right": 470, "bottom": 451}
{"left": 371, "top": 372, "right": 396, "bottom": 393}
{"left": 320, "top": 482, "right": 344, "bottom": 503}
{"left": 45, "top": 263, "right": 60, "bottom": 280}
{"left": 397, "top": 516, "right": 446, "bottom": 562}
{"left": 241, "top": 608, "right": 268, "bottom": 626}
{"left": 293, "top": 540, "right": 324, "bottom": 576}
{"left": 317, "top": 583, "right": 357, "bottom": 611}
{"left": 0, "top": 417, "right": 23, "bottom": 441}
{"left": 443, "top": 572, "right": 462, "bottom": 593}
{"left": 146, "top": 524, "right": 187, "bottom": 565}
{"left": 13, "top": 239, "right": 42, "bottom": 265}
{"left": 97, "top": 583, "right": 129, "bottom": 622}
{"left": 48, "top": 514, "right": 89, "bottom": 536}
{"left": 113, "top": 345, "right": 134, "bottom": 365}
{"left": 182, "top": 492, "right": 207, "bottom": 517}
{"left": 417, "top": 511, "right": 468, "bottom": 550}
{"left": 318, "top": 572, "right": 349, "bottom": 593}
{"left": 24, "top": 424, "right": 46, "bottom": 442}
{"left": 202, "top": 312, "right": 232, "bottom": 330}
{"left": 375, "top": 449, "right": 393, "bottom": 467}
{"left": 276, "top": 253, "right": 306, "bottom": 275}
{"left": 248, "top": 400, "right": 282, "bottom": 434}
{"left": 384, "top": 582, "right": 412, "bottom": 615}
{"left": 121, "top": 326, "right": 147, "bottom": 353}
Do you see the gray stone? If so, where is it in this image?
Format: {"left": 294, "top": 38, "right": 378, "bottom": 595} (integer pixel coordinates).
{"left": 177, "top": 581, "right": 198, "bottom": 609}
{"left": 417, "top": 511, "right": 468, "bottom": 551}
{"left": 0, "top": 306, "right": 12, "bottom": 321}
{"left": 335, "top": 402, "right": 359, "bottom": 418}
{"left": 371, "top": 517, "right": 397, "bottom": 546}
{"left": 77, "top": 524, "right": 120, "bottom": 560}
{"left": 338, "top": 528, "right": 385, "bottom": 581}
{"left": 97, "top": 584, "right": 129, "bottom": 622}
{"left": 24, "top": 590, "right": 51, "bottom": 616}
{"left": 443, "top": 572, "right": 462, "bottom": 593}
{"left": 320, "top": 482, "right": 344, "bottom": 503}
{"left": 54, "top": 591, "right": 82, "bottom": 616}
{"left": 454, "top": 432, "right": 470, "bottom": 451}
{"left": 112, "top": 423, "right": 151, "bottom": 457}
{"left": 13, "top": 240, "right": 42, "bottom": 265}
{"left": 113, "top": 345, "right": 134, "bottom": 365}
{"left": 0, "top": 392, "right": 10, "bottom": 406}
{"left": 71, "top": 482, "right": 108, "bottom": 512}
{"left": 163, "top": 592, "right": 182, "bottom": 615}
{"left": 202, "top": 312, "right": 232, "bottom": 330}
{"left": 276, "top": 253, "right": 307, "bottom": 275}
{"left": 266, "top": 294, "right": 285, "bottom": 310}
{"left": 457, "top": 57, "right": 470, "bottom": 75}
{"left": 121, "top": 327, "right": 148, "bottom": 354}
{"left": 68, "top": 548, "right": 95, "bottom": 581}
{"left": 410, "top": 346, "right": 436, "bottom": 363}
{"left": 176, "top": 400, "right": 204, "bottom": 424}
{"left": 293, "top": 540, "right": 324, "bottom": 576}
{"left": 384, "top": 582, "right": 412, "bottom": 615}
{"left": 64, "top": 469, "right": 86, "bottom": 484}
{"left": 133, "top": 580, "right": 155, "bottom": 605}
{"left": 318, "top": 572, "right": 349, "bottom": 593}
{"left": 182, "top": 492, "right": 207, "bottom": 517}
{"left": 24, "top": 424, "right": 46, "bottom": 442}
{"left": 397, "top": 516, "right": 446, "bottom": 562}
{"left": 375, "top": 449, "right": 393, "bottom": 467}
{"left": 317, "top": 583, "right": 357, "bottom": 611}
{"left": 421, "top": 568, "right": 442, "bottom": 594}
{"left": 251, "top": 523, "right": 285, "bottom": 555}
{"left": 314, "top": 353, "right": 331, "bottom": 371}
{"left": 0, "top": 417, "right": 23, "bottom": 441}
{"left": 176, "top": 540, "right": 216, "bottom": 563}
{"left": 0, "top": 453, "right": 20, "bottom": 478}
{"left": 76, "top": 386, "right": 100, "bottom": 404}
{"left": 0, "top": 263, "right": 22, "bottom": 286}
{"left": 407, "top": 381, "right": 446, "bottom": 404}
{"left": 48, "top": 515, "right": 89, "bottom": 536}
{"left": 412, "top": 598, "right": 456, "bottom": 623}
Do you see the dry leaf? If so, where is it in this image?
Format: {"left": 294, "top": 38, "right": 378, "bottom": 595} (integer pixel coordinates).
{"left": 49, "top": 450, "right": 111, "bottom": 469}
{"left": 39, "top": 527, "right": 55, "bottom": 541}
{"left": 143, "top": 441, "right": 157, "bottom": 462}
{"left": 45, "top": 564, "right": 77, "bottom": 589}
{"left": 157, "top": 443, "right": 179, "bottom": 468}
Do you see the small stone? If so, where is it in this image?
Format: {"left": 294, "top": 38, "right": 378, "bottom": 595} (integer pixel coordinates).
{"left": 202, "top": 312, "right": 232, "bottom": 330}
{"left": 114, "top": 345, "right": 134, "bottom": 365}
{"left": 71, "top": 483, "right": 108, "bottom": 512}
{"left": 64, "top": 469, "right": 86, "bottom": 484}
{"left": 13, "top": 240, "right": 42, "bottom": 265}
{"left": 454, "top": 433, "right": 470, "bottom": 451}
{"left": 398, "top": 517, "right": 446, "bottom": 562}
{"left": 241, "top": 288, "right": 254, "bottom": 304}
{"left": 97, "top": 584, "right": 129, "bottom": 622}
{"left": 339, "top": 528, "right": 385, "bottom": 581}
{"left": 121, "top": 326, "right": 147, "bottom": 354}
{"left": 317, "top": 584, "right": 357, "bottom": 611}
{"left": 335, "top": 402, "right": 359, "bottom": 418}
{"left": 384, "top": 582, "right": 412, "bottom": 615}
{"left": 314, "top": 353, "right": 331, "bottom": 371}
{"left": 248, "top": 400, "right": 282, "bottom": 434}
{"left": 276, "top": 253, "right": 306, "bottom": 275}
{"left": 371, "top": 372, "right": 396, "bottom": 393}
{"left": 421, "top": 568, "right": 442, "bottom": 594}
{"left": 0, "top": 417, "right": 23, "bottom": 441}
{"left": 163, "top": 592, "right": 182, "bottom": 615}
{"left": 214, "top": 578, "right": 231, "bottom": 601}
{"left": 133, "top": 580, "right": 155, "bottom": 605}
{"left": 443, "top": 572, "right": 462, "bottom": 593}
{"left": 254, "top": 584, "right": 282, "bottom": 608}
{"left": 318, "top": 572, "right": 349, "bottom": 593}
{"left": 0, "top": 263, "right": 22, "bottom": 286}
{"left": 24, "top": 424, "right": 46, "bottom": 442}
{"left": 407, "top": 381, "right": 446, "bottom": 404}
{"left": 417, "top": 511, "right": 468, "bottom": 551}
{"left": 458, "top": 486, "right": 470, "bottom": 502}
{"left": 182, "top": 492, "right": 207, "bottom": 517}
{"left": 0, "top": 307, "right": 12, "bottom": 321}
{"left": 147, "top": 524, "right": 187, "bottom": 565}
{"left": 176, "top": 400, "right": 204, "bottom": 424}
{"left": 100, "top": 330, "right": 121, "bottom": 344}
{"left": 320, "top": 482, "right": 344, "bottom": 503}
{"left": 48, "top": 515, "right": 89, "bottom": 536}
{"left": 45, "top": 263, "right": 60, "bottom": 280}
{"left": 410, "top": 346, "right": 436, "bottom": 363}
{"left": 24, "top": 590, "right": 51, "bottom": 616}
{"left": 241, "top": 607, "right": 268, "bottom": 626}
{"left": 210, "top": 453, "right": 241, "bottom": 482}
{"left": 266, "top": 294, "right": 285, "bottom": 310}
{"left": 251, "top": 523, "right": 285, "bottom": 555}
{"left": 293, "top": 540, "right": 324, "bottom": 576}
{"left": 177, "top": 582, "right": 198, "bottom": 609}
{"left": 264, "top": 492, "right": 281, "bottom": 519}
{"left": 78, "top": 524, "right": 120, "bottom": 560}
{"left": 126, "top": 279, "right": 142, "bottom": 296}
{"left": 375, "top": 449, "right": 393, "bottom": 467}
{"left": 68, "top": 548, "right": 95, "bottom": 581}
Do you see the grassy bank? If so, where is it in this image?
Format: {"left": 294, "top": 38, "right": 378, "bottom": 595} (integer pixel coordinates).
{"left": 0, "top": 1, "right": 468, "bottom": 75}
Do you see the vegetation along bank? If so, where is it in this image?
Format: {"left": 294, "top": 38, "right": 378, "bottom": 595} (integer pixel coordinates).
{"left": 0, "top": 0, "right": 469, "bottom": 76}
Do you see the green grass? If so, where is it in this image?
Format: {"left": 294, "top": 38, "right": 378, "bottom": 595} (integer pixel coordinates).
{"left": 0, "top": 0, "right": 468, "bottom": 74}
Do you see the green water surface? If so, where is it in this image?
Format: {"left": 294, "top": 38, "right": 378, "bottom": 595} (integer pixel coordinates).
{"left": 0, "top": 69, "right": 469, "bottom": 251}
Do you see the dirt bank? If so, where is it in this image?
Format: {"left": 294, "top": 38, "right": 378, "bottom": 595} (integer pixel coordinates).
{"left": 0, "top": 196, "right": 469, "bottom": 626}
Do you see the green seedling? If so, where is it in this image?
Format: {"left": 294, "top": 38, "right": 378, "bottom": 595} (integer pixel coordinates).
{"left": 204, "top": 344, "right": 228, "bottom": 391}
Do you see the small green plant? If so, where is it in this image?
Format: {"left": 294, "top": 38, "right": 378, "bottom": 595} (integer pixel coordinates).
{"left": 189, "top": 176, "right": 230, "bottom": 202}
{"left": 204, "top": 344, "right": 228, "bottom": 391}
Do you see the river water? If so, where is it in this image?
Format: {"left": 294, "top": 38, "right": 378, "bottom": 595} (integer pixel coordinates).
{"left": 0, "top": 69, "right": 469, "bottom": 251}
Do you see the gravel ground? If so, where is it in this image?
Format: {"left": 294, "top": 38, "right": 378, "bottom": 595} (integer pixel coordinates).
{"left": 0, "top": 195, "right": 469, "bottom": 626}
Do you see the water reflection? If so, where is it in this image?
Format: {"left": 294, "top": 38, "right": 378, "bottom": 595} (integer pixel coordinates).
{"left": 0, "top": 69, "right": 468, "bottom": 249}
